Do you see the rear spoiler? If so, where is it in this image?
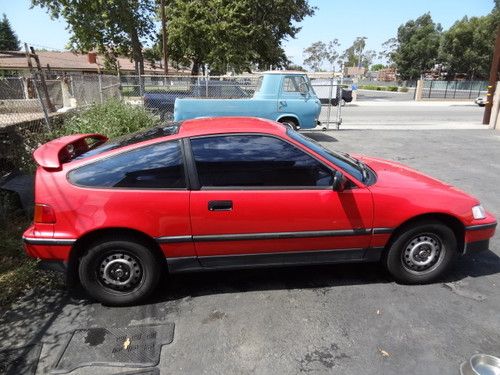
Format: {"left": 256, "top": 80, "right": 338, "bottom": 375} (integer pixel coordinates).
{"left": 33, "top": 133, "right": 108, "bottom": 169}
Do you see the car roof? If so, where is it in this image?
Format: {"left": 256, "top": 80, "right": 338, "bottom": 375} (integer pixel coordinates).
{"left": 178, "top": 117, "right": 286, "bottom": 137}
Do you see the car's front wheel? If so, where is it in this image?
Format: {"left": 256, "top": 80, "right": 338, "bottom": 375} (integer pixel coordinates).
{"left": 78, "top": 238, "right": 161, "bottom": 306}
{"left": 384, "top": 220, "right": 457, "bottom": 284}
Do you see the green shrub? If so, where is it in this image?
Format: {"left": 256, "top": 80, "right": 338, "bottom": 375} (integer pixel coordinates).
{"left": 387, "top": 86, "right": 398, "bottom": 92}
{"left": 399, "top": 86, "right": 409, "bottom": 93}
{"left": 57, "top": 99, "right": 158, "bottom": 139}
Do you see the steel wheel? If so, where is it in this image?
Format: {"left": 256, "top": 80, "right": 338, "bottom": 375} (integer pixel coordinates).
{"left": 384, "top": 220, "right": 457, "bottom": 284}
{"left": 401, "top": 233, "right": 445, "bottom": 275}
{"left": 97, "top": 251, "right": 143, "bottom": 292}
{"left": 79, "top": 237, "right": 161, "bottom": 306}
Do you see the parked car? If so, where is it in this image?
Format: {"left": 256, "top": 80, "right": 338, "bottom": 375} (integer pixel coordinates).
{"left": 174, "top": 71, "right": 323, "bottom": 130}
{"left": 475, "top": 97, "right": 487, "bottom": 107}
{"left": 23, "top": 117, "right": 497, "bottom": 305}
{"left": 144, "top": 81, "right": 250, "bottom": 119}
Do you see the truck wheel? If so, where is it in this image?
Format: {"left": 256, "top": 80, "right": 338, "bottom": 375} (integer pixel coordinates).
{"left": 279, "top": 118, "right": 299, "bottom": 131}
{"left": 78, "top": 238, "right": 161, "bottom": 306}
{"left": 384, "top": 220, "right": 457, "bottom": 284}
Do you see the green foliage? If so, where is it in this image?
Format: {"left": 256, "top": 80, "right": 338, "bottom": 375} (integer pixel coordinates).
{"left": 371, "top": 64, "right": 386, "bottom": 71}
{"left": 359, "top": 84, "right": 385, "bottom": 91}
{"left": 303, "top": 39, "right": 339, "bottom": 71}
{"left": 399, "top": 86, "right": 409, "bottom": 92}
{"left": 31, "top": 0, "right": 156, "bottom": 74}
{"left": 0, "top": 13, "right": 20, "bottom": 51}
{"left": 439, "top": 15, "right": 496, "bottom": 79}
{"left": 58, "top": 99, "right": 157, "bottom": 139}
{"left": 358, "top": 84, "right": 402, "bottom": 92}
{"left": 166, "top": 0, "right": 315, "bottom": 74}
{"left": 286, "top": 64, "right": 306, "bottom": 72}
{"left": 391, "top": 13, "right": 442, "bottom": 80}
{"left": 339, "top": 37, "right": 376, "bottom": 69}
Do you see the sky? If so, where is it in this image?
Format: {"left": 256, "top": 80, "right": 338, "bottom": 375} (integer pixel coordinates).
{"left": 1, "top": 0, "right": 496, "bottom": 67}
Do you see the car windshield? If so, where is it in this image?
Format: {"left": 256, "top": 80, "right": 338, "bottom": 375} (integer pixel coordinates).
{"left": 75, "top": 122, "right": 181, "bottom": 160}
{"left": 287, "top": 129, "right": 365, "bottom": 182}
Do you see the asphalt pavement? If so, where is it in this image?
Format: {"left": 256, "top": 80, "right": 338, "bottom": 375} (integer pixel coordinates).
{"left": 1, "top": 121, "right": 499, "bottom": 374}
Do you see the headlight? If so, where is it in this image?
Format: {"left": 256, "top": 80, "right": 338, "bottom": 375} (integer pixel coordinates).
{"left": 472, "top": 205, "right": 486, "bottom": 220}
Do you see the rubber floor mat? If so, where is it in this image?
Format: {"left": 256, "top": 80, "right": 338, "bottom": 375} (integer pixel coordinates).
{"left": 51, "top": 323, "right": 174, "bottom": 374}
{"left": 0, "top": 343, "right": 42, "bottom": 375}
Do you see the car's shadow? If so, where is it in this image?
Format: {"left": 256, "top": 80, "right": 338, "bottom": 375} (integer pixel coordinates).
{"left": 144, "top": 249, "right": 500, "bottom": 304}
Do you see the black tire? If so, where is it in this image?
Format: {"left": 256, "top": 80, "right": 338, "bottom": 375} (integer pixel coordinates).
{"left": 78, "top": 238, "right": 161, "bottom": 306}
{"left": 384, "top": 220, "right": 457, "bottom": 284}
{"left": 278, "top": 118, "right": 299, "bottom": 131}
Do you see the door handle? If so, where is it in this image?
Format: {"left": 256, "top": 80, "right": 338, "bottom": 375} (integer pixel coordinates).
{"left": 208, "top": 200, "right": 233, "bottom": 211}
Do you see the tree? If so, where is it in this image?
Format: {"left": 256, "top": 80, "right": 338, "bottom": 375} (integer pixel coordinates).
{"left": 379, "top": 37, "right": 397, "bottom": 65}
{"left": 166, "top": 0, "right": 315, "bottom": 75}
{"left": 439, "top": 15, "right": 496, "bottom": 79}
{"left": 391, "top": 13, "right": 442, "bottom": 80}
{"left": 286, "top": 63, "right": 306, "bottom": 71}
{"left": 31, "top": 0, "right": 156, "bottom": 74}
{"left": 302, "top": 39, "right": 339, "bottom": 71}
{"left": 0, "top": 14, "right": 20, "bottom": 51}
{"left": 303, "top": 41, "right": 327, "bottom": 71}
{"left": 371, "top": 63, "right": 385, "bottom": 71}
{"left": 340, "top": 37, "right": 367, "bottom": 67}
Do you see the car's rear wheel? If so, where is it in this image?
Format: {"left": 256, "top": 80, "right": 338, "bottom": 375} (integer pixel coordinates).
{"left": 78, "top": 238, "right": 161, "bottom": 306}
{"left": 384, "top": 220, "right": 457, "bottom": 284}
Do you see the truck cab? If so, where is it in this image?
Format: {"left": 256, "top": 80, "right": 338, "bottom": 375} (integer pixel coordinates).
{"left": 174, "top": 71, "right": 322, "bottom": 129}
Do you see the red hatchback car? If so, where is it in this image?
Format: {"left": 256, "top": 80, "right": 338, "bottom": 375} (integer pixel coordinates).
{"left": 23, "top": 117, "right": 496, "bottom": 305}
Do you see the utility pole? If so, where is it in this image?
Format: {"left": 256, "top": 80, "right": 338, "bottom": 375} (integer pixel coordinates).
{"left": 160, "top": 0, "right": 168, "bottom": 75}
{"left": 483, "top": 28, "right": 500, "bottom": 125}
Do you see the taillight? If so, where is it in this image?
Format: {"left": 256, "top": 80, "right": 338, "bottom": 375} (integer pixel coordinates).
{"left": 34, "top": 203, "right": 56, "bottom": 223}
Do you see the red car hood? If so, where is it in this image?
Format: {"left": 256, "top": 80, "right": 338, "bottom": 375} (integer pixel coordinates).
{"left": 356, "top": 155, "right": 478, "bottom": 202}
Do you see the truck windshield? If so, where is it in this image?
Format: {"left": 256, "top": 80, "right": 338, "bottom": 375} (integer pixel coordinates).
{"left": 287, "top": 129, "right": 365, "bottom": 182}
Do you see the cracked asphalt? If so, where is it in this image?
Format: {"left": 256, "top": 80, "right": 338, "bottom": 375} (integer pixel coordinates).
{"left": 1, "top": 128, "right": 499, "bottom": 375}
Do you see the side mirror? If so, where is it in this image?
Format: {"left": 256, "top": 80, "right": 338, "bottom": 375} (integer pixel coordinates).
{"left": 299, "top": 82, "right": 309, "bottom": 96}
{"left": 332, "top": 170, "right": 347, "bottom": 192}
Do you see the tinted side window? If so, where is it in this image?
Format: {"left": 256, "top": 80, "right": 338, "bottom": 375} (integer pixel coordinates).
{"left": 69, "top": 141, "right": 185, "bottom": 189}
{"left": 190, "top": 135, "right": 333, "bottom": 188}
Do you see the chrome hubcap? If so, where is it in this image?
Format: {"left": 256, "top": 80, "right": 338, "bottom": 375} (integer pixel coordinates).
{"left": 402, "top": 234, "right": 443, "bottom": 274}
{"left": 98, "top": 252, "right": 142, "bottom": 291}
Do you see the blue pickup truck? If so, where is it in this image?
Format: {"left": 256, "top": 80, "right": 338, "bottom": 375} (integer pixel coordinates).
{"left": 144, "top": 81, "right": 250, "bottom": 119}
{"left": 174, "top": 72, "right": 322, "bottom": 130}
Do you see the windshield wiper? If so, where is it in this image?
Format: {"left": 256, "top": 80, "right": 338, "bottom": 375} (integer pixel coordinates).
{"left": 356, "top": 160, "right": 369, "bottom": 182}
{"left": 342, "top": 153, "right": 368, "bottom": 181}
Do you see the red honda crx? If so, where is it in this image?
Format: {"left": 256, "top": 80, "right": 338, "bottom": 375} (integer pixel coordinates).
{"left": 23, "top": 117, "right": 496, "bottom": 305}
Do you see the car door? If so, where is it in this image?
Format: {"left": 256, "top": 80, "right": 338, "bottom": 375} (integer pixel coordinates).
{"left": 278, "top": 75, "right": 318, "bottom": 128}
{"left": 187, "top": 133, "right": 374, "bottom": 267}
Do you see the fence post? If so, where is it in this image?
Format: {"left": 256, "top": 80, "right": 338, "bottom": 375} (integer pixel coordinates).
{"left": 453, "top": 82, "right": 458, "bottom": 99}
{"left": 33, "top": 74, "right": 51, "bottom": 130}
{"left": 428, "top": 80, "right": 432, "bottom": 98}
{"left": 414, "top": 79, "right": 423, "bottom": 101}
{"left": 138, "top": 73, "right": 144, "bottom": 97}
{"left": 98, "top": 73, "right": 104, "bottom": 104}
{"left": 444, "top": 81, "right": 449, "bottom": 99}
{"left": 325, "top": 76, "right": 334, "bottom": 129}
{"left": 335, "top": 85, "right": 342, "bottom": 130}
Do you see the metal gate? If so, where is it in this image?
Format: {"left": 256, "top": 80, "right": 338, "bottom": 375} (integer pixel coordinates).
{"left": 422, "top": 80, "right": 488, "bottom": 100}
